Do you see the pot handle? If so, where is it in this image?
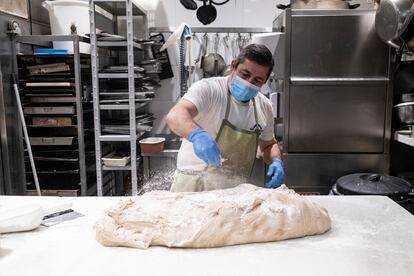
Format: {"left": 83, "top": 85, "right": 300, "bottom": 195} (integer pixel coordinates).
{"left": 366, "top": 174, "right": 382, "bottom": 182}
{"left": 348, "top": 4, "right": 360, "bottom": 9}
{"left": 41, "top": 1, "right": 53, "bottom": 11}
{"left": 277, "top": 4, "right": 290, "bottom": 10}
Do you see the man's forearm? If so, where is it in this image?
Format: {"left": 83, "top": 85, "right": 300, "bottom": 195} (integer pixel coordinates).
{"left": 165, "top": 103, "right": 198, "bottom": 138}
{"left": 262, "top": 141, "right": 282, "bottom": 165}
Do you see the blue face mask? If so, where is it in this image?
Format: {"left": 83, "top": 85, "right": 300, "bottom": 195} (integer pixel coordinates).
{"left": 229, "top": 74, "right": 260, "bottom": 101}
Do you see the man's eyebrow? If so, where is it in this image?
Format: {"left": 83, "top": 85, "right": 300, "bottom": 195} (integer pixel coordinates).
{"left": 254, "top": 76, "right": 265, "bottom": 82}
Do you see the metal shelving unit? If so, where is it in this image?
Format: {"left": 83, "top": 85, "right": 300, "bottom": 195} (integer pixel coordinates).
{"left": 12, "top": 35, "right": 96, "bottom": 196}
{"left": 90, "top": 0, "right": 148, "bottom": 196}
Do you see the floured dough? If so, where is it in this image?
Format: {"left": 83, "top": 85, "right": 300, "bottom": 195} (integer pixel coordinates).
{"left": 94, "top": 184, "right": 331, "bottom": 249}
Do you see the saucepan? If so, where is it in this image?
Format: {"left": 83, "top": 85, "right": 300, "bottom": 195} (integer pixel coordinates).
{"left": 201, "top": 33, "right": 226, "bottom": 77}
{"left": 394, "top": 101, "right": 414, "bottom": 125}
{"left": 375, "top": 0, "right": 414, "bottom": 51}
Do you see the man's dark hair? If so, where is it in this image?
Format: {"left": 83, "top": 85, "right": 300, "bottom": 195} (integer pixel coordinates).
{"left": 235, "top": 43, "right": 275, "bottom": 81}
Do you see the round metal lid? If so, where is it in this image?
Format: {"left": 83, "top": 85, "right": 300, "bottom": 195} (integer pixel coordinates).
{"left": 336, "top": 173, "right": 412, "bottom": 196}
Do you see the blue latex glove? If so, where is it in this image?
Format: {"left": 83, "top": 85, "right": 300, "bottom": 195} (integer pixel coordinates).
{"left": 187, "top": 127, "right": 222, "bottom": 166}
{"left": 266, "top": 158, "right": 284, "bottom": 188}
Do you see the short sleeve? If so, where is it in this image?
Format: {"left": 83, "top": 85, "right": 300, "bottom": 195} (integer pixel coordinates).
{"left": 182, "top": 79, "right": 213, "bottom": 114}
{"left": 259, "top": 98, "right": 275, "bottom": 141}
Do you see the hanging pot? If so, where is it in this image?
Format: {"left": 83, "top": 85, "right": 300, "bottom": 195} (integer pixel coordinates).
{"left": 201, "top": 34, "right": 226, "bottom": 77}
{"left": 375, "top": 0, "right": 414, "bottom": 52}
{"left": 197, "top": 0, "right": 217, "bottom": 25}
{"left": 394, "top": 102, "right": 414, "bottom": 125}
{"left": 180, "top": 0, "right": 197, "bottom": 10}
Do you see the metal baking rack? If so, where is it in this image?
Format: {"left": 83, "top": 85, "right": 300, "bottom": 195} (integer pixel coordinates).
{"left": 12, "top": 35, "right": 99, "bottom": 196}
{"left": 90, "top": 0, "right": 159, "bottom": 196}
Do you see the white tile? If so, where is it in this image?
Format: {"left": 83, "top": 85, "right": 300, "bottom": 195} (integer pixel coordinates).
{"left": 242, "top": 0, "right": 274, "bottom": 28}
{"left": 154, "top": 66, "right": 180, "bottom": 101}
{"left": 153, "top": 0, "right": 176, "bottom": 28}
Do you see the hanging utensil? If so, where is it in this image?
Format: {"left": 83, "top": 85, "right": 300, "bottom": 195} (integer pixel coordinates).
{"left": 192, "top": 33, "right": 204, "bottom": 65}
{"left": 201, "top": 33, "right": 226, "bottom": 78}
{"left": 199, "top": 33, "right": 209, "bottom": 70}
{"left": 213, "top": 33, "right": 220, "bottom": 76}
{"left": 180, "top": 0, "right": 197, "bottom": 10}
{"left": 222, "top": 33, "right": 232, "bottom": 76}
{"left": 196, "top": 0, "right": 217, "bottom": 25}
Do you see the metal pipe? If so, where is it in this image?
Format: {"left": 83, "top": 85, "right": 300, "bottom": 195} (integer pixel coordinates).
{"left": 12, "top": 83, "right": 41, "bottom": 196}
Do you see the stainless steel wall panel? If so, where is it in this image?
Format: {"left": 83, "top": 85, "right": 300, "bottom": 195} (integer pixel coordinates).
{"left": 290, "top": 10, "right": 389, "bottom": 78}
{"left": 29, "top": 0, "right": 50, "bottom": 25}
{"left": 281, "top": 9, "right": 393, "bottom": 191}
{"left": 284, "top": 153, "right": 389, "bottom": 193}
{"left": 31, "top": 23, "right": 50, "bottom": 35}
{"left": 0, "top": 13, "right": 29, "bottom": 195}
{"left": 288, "top": 84, "right": 387, "bottom": 153}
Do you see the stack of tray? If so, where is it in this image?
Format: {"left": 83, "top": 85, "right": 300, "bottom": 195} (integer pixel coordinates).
{"left": 17, "top": 54, "right": 96, "bottom": 195}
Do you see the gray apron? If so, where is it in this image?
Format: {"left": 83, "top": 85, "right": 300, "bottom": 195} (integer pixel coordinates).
{"left": 171, "top": 90, "right": 261, "bottom": 192}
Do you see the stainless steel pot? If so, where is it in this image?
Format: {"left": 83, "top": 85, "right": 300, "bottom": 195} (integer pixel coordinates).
{"left": 375, "top": 0, "right": 414, "bottom": 51}
{"left": 394, "top": 101, "right": 414, "bottom": 125}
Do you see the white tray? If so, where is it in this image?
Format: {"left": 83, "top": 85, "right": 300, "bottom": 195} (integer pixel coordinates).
{"left": 102, "top": 153, "right": 131, "bottom": 167}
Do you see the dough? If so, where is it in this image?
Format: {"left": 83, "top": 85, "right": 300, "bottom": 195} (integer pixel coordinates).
{"left": 94, "top": 184, "right": 331, "bottom": 249}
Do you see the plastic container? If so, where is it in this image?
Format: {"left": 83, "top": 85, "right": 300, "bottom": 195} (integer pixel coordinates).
{"left": 42, "top": 0, "right": 90, "bottom": 53}
{"left": 102, "top": 153, "right": 131, "bottom": 167}
{"left": 34, "top": 48, "right": 68, "bottom": 54}
{"left": 139, "top": 137, "right": 166, "bottom": 153}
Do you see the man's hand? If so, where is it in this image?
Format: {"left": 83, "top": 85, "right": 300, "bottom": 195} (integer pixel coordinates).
{"left": 187, "top": 128, "right": 222, "bottom": 166}
{"left": 266, "top": 158, "right": 284, "bottom": 188}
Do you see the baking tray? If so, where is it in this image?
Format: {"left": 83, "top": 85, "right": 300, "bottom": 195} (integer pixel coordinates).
{"left": 102, "top": 152, "right": 131, "bottom": 167}
{"left": 26, "top": 62, "right": 70, "bottom": 75}
{"left": 30, "top": 137, "right": 74, "bottom": 146}
{"left": 32, "top": 156, "right": 79, "bottom": 162}
{"left": 32, "top": 117, "right": 73, "bottom": 127}
{"left": 22, "top": 87, "right": 75, "bottom": 94}
{"left": 28, "top": 149, "right": 81, "bottom": 159}
{"left": 99, "top": 91, "right": 155, "bottom": 97}
{"left": 24, "top": 106, "right": 75, "bottom": 114}
{"left": 25, "top": 189, "right": 80, "bottom": 197}
{"left": 28, "top": 97, "right": 76, "bottom": 103}
{"left": 26, "top": 82, "right": 75, "bottom": 87}
{"left": 99, "top": 98, "right": 152, "bottom": 104}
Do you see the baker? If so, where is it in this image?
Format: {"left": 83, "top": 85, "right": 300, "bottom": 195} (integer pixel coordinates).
{"left": 166, "top": 43, "right": 284, "bottom": 192}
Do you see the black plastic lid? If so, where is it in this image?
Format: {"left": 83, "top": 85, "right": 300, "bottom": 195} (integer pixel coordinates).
{"left": 336, "top": 173, "right": 412, "bottom": 196}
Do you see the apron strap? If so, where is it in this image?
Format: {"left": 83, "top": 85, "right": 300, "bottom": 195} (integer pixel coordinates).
{"left": 225, "top": 90, "right": 232, "bottom": 120}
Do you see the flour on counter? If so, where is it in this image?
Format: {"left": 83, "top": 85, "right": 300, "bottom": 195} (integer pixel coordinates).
{"left": 94, "top": 184, "right": 331, "bottom": 249}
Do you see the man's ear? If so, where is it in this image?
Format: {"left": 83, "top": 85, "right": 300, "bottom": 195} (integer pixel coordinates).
{"left": 230, "top": 59, "right": 237, "bottom": 72}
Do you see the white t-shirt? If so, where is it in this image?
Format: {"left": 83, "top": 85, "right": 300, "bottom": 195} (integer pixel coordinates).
{"left": 177, "top": 76, "right": 275, "bottom": 171}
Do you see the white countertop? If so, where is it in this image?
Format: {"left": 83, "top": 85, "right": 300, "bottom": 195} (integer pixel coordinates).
{"left": 0, "top": 195, "right": 413, "bottom": 276}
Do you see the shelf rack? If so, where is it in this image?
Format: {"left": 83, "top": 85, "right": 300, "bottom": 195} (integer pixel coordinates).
{"left": 90, "top": 0, "right": 148, "bottom": 196}
{"left": 12, "top": 35, "right": 96, "bottom": 196}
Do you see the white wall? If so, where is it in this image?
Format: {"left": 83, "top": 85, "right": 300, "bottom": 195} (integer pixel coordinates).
{"left": 136, "top": 0, "right": 277, "bottom": 29}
